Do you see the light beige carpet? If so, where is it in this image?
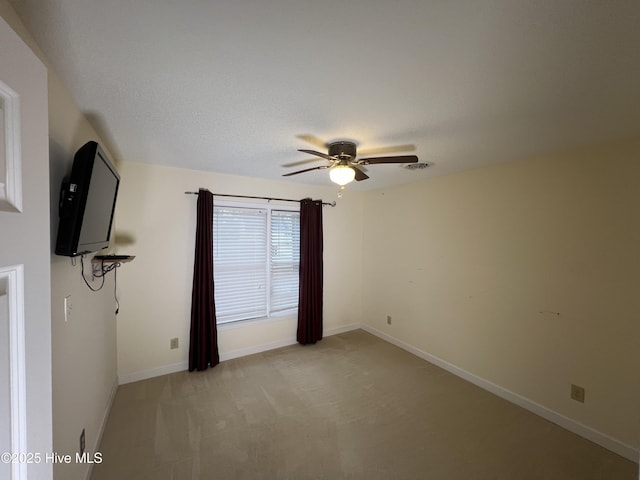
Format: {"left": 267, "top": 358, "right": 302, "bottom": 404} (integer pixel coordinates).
{"left": 91, "top": 329, "right": 637, "bottom": 479}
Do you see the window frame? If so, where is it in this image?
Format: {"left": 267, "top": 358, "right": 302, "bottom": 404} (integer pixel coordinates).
{"left": 212, "top": 199, "right": 300, "bottom": 327}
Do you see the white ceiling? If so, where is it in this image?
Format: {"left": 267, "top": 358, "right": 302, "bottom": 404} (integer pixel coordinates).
{"left": 10, "top": 0, "right": 640, "bottom": 190}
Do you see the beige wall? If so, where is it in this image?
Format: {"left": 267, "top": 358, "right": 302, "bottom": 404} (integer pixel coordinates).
{"left": 47, "top": 63, "right": 119, "bottom": 480}
{"left": 114, "top": 161, "right": 364, "bottom": 380}
{"left": 47, "top": 55, "right": 120, "bottom": 480}
{"left": 362, "top": 137, "right": 640, "bottom": 452}
{"left": 0, "top": 3, "right": 119, "bottom": 479}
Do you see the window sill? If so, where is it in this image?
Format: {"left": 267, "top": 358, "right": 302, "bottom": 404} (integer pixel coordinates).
{"left": 217, "top": 311, "right": 297, "bottom": 331}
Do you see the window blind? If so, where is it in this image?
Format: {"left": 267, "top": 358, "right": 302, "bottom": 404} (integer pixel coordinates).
{"left": 213, "top": 206, "right": 268, "bottom": 323}
{"left": 271, "top": 210, "right": 300, "bottom": 313}
{"left": 213, "top": 204, "right": 300, "bottom": 324}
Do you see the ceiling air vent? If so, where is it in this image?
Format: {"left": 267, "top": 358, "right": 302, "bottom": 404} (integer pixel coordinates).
{"left": 404, "top": 162, "right": 430, "bottom": 170}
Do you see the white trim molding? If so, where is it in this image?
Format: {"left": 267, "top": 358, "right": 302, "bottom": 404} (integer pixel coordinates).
{"left": 0, "top": 81, "right": 22, "bottom": 213}
{"left": 0, "top": 265, "right": 27, "bottom": 480}
{"left": 118, "top": 323, "right": 361, "bottom": 385}
{"left": 362, "top": 324, "right": 639, "bottom": 464}
{"left": 84, "top": 377, "right": 118, "bottom": 480}
{"left": 118, "top": 321, "right": 637, "bottom": 463}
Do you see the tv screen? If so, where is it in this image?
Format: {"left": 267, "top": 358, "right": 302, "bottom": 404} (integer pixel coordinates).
{"left": 55, "top": 141, "right": 120, "bottom": 257}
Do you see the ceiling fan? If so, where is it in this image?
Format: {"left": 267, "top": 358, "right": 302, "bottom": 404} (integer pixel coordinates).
{"left": 283, "top": 137, "right": 418, "bottom": 186}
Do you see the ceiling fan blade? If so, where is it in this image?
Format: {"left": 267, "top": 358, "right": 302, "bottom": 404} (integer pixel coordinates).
{"left": 281, "top": 157, "right": 323, "bottom": 168}
{"left": 282, "top": 165, "right": 330, "bottom": 177}
{"left": 358, "top": 155, "right": 419, "bottom": 165}
{"left": 352, "top": 166, "right": 369, "bottom": 181}
{"left": 298, "top": 149, "right": 336, "bottom": 162}
{"left": 358, "top": 144, "right": 416, "bottom": 156}
{"left": 296, "top": 134, "right": 327, "bottom": 149}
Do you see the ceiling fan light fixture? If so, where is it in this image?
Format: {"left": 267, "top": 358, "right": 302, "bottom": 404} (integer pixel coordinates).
{"left": 329, "top": 165, "right": 356, "bottom": 186}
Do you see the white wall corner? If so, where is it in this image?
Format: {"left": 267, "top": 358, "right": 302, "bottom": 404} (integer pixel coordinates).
{"left": 118, "top": 322, "right": 362, "bottom": 385}
{"left": 84, "top": 376, "right": 118, "bottom": 480}
{"left": 361, "top": 324, "right": 639, "bottom": 464}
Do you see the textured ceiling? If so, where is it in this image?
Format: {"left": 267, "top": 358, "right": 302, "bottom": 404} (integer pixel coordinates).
{"left": 9, "top": 0, "right": 640, "bottom": 190}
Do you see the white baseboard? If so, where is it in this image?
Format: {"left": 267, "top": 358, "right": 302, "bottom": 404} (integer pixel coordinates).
{"left": 324, "top": 322, "right": 362, "bottom": 336}
{"left": 117, "top": 323, "right": 638, "bottom": 463}
{"left": 118, "top": 361, "right": 188, "bottom": 385}
{"left": 118, "top": 322, "right": 361, "bottom": 385}
{"left": 85, "top": 375, "right": 119, "bottom": 480}
{"left": 221, "top": 337, "right": 297, "bottom": 362}
{"left": 361, "top": 324, "right": 639, "bottom": 464}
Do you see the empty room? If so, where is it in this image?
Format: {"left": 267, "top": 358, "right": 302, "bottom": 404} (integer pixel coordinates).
{"left": 0, "top": 1, "right": 639, "bottom": 479}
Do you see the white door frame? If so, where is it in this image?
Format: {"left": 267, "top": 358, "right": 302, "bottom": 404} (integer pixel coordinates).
{"left": 0, "top": 265, "right": 27, "bottom": 480}
{"left": 0, "top": 14, "right": 52, "bottom": 480}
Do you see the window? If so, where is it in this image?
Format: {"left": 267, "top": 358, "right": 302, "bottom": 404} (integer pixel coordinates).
{"left": 213, "top": 202, "right": 300, "bottom": 324}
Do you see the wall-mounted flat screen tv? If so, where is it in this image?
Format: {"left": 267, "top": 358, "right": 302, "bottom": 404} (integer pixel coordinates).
{"left": 55, "top": 141, "right": 120, "bottom": 257}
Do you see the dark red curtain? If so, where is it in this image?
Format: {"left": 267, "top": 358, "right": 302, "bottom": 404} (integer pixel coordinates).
{"left": 297, "top": 198, "right": 324, "bottom": 345}
{"left": 189, "top": 189, "right": 219, "bottom": 371}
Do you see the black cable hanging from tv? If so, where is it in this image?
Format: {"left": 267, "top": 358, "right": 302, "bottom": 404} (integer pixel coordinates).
{"left": 184, "top": 190, "right": 336, "bottom": 207}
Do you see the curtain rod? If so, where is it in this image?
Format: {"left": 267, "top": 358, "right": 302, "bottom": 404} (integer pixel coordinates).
{"left": 184, "top": 191, "right": 336, "bottom": 207}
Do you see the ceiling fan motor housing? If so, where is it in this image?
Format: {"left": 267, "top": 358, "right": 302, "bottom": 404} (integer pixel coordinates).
{"left": 328, "top": 141, "right": 357, "bottom": 160}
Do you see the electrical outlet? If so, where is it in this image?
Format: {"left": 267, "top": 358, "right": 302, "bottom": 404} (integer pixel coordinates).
{"left": 80, "top": 428, "right": 85, "bottom": 455}
{"left": 386, "top": 315, "right": 392, "bottom": 325}
{"left": 170, "top": 337, "right": 179, "bottom": 349}
{"left": 64, "top": 295, "right": 72, "bottom": 322}
{"left": 570, "top": 384, "right": 585, "bottom": 403}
